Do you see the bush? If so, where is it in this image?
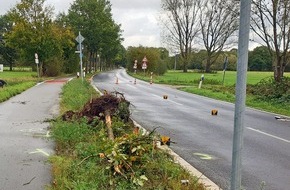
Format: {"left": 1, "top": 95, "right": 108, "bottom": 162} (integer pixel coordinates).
{"left": 45, "top": 58, "right": 64, "bottom": 77}
{"left": 249, "top": 76, "right": 290, "bottom": 102}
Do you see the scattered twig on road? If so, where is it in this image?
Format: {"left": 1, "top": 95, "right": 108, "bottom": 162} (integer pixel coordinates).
{"left": 23, "top": 176, "right": 36, "bottom": 186}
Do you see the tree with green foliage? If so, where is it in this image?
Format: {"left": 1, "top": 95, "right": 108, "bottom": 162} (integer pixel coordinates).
{"left": 248, "top": 46, "right": 272, "bottom": 71}
{"left": 6, "top": 0, "right": 75, "bottom": 76}
{"left": 67, "top": 0, "right": 122, "bottom": 73}
{"left": 126, "top": 46, "right": 168, "bottom": 75}
{"left": 0, "top": 14, "right": 17, "bottom": 71}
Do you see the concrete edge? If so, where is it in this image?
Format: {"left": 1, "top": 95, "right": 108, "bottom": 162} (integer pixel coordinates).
{"left": 132, "top": 120, "right": 222, "bottom": 190}
{"left": 90, "top": 75, "right": 222, "bottom": 190}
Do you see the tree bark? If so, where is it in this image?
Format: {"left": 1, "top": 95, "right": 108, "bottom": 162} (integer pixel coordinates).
{"left": 105, "top": 110, "right": 114, "bottom": 141}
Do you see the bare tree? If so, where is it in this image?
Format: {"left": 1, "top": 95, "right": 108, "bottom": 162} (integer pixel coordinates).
{"left": 160, "top": 0, "right": 201, "bottom": 72}
{"left": 199, "top": 0, "right": 239, "bottom": 73}
{"left": 251, "top": 0, "right": 290, "bottom": 82}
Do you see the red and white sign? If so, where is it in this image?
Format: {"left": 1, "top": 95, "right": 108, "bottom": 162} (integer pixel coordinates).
{"left": 142, "top": 56, "right": 148, "bottom": 70}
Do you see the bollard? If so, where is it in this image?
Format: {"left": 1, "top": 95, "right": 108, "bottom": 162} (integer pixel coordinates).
{"left": 211, "top": 109, "right": 218, "bottom": 115}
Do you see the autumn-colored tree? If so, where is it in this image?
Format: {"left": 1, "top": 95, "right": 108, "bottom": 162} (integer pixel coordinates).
{"left": 126, "top": 46, "right": 168, "bottom": 75}
{"left": 6, "top": 0, "right": 75, "bottom": 76}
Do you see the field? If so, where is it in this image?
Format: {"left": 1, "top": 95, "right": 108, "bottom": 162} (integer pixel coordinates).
{"left": 150, "top": 70, "right": 290, "bottom": 86}
{"left": 0, "top": 70, "right": 39, "bottom": 102}
{"left": 132, "top": 70, "right": 290, "bottom": 116}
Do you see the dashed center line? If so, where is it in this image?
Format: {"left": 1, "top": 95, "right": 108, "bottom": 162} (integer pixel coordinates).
{"left": 247, "top": 127, "right": 290, "bottom": 144}
{"left": 152, "top": 94, "right": 183, "bottom": 106}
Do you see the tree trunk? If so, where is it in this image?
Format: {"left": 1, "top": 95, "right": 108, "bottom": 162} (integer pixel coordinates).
{"left": 105, "top": 110, "right": 114, "bottom": 140}
{"left": 9, "top": 62, "right": 13, "bottom": 71}
{"left": 205, "top": 56, "right": 211, "bottom": 73}
{"left": 274, "top": 55, "right": 284, "bottom": 82}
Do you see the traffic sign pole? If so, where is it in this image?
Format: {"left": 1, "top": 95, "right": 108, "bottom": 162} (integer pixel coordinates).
{"left": 76, "top": 31, "right": 85, "bottom": 82}
{"left": 35, "top": 53, "right": 40, "bottom": 80}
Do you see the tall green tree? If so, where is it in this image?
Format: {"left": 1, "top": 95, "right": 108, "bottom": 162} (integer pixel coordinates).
{"left": 248, "top": 46, "right": 272, "bottom": 71}
{"left": 67, "top": 0, "right": 122, "bottom": 72}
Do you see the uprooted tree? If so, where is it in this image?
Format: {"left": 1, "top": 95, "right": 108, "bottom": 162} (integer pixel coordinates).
{"left": 62, "top": 92, "right": 130, "bottom": 140}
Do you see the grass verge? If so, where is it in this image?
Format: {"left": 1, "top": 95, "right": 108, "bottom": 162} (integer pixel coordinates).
{"left": 130, "top": 70, "right": 290, "bottom": 117}
{"left": 48, "top": 78, "right": 206, "bottom": 190}
{"left": 0, "top": 71, "right": 39, "bottom": 102}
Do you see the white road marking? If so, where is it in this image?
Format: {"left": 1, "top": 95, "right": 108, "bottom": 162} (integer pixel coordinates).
{"left": 168, "top": 99, "right": 183, "bottom": 106}
{"left": 247, "top": 127, "right": 290, "bottom": 144}
{"left": 29, "top": 149, "right": 50, "bottom": 156}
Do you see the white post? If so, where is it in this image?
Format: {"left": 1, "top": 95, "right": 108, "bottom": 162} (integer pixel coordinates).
{"left": 79, "top": 31, "right": 83, "bottom": 82}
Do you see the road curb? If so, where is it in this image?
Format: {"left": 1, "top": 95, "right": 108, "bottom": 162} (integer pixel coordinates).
{"left": 132, "top": 120, "right": 222, "bottom": 190}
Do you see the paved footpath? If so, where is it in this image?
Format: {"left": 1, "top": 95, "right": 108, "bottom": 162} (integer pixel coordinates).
{"left": 0, "top": 78, "right": 70, "bottom": 190}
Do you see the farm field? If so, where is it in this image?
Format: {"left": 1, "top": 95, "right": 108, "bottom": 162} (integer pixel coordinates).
{"left": 132, "top": 70, "right": 290, "bottom": 116}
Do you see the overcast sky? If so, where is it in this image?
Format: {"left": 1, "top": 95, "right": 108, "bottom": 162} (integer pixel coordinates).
{"left": 0, "top": 0, "right": 162, "bottom": 48}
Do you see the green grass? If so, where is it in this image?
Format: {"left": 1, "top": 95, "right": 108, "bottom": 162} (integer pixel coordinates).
{"left": 0, "top": 70, "right": 39, "bottom": 102}
{"left": 142, "top": 70, "right": 289, "bottom": 86}
{"left": 131, "top": 70, "right": 290, "bottom": 116}
{"left": 49, "top": 78, "right": 206, "bottom": 190}
{"left": 60, "top": 78, "right": 98, "bottom": 114}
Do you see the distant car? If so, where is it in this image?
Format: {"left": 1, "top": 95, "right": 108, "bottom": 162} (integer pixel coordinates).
{"left": 0, "top": 79, "right": 7, "bottom": 88}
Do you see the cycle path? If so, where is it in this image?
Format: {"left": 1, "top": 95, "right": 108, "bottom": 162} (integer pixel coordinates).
{"left": 0, "top": 78, "right": 71, "bottom": 190}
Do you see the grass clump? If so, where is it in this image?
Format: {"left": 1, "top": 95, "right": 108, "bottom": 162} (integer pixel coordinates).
{"left": 49, "top": 78, "right": 205, "bottom": 190}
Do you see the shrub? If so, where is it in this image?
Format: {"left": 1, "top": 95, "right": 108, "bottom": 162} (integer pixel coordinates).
{"left": 249, "top": 76, "right": 290, "bottom": 102}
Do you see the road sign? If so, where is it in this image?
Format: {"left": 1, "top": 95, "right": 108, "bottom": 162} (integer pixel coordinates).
{"left": 75, "top": 34, "right": 85, "bottom": 43}
{"left": 142, "top": 56, "right": 148, "bottom": 70}
{"left": 35, "top": 53, "right": 38, "bottom": 59}
{"left": 35, "top": 59, "right": 39, "bottom": 64}
{"left": 142, "top": 63, "right": 147, "bottom": 70}
{"left": 133, "top": 60, "right": 137, "bottom": 69}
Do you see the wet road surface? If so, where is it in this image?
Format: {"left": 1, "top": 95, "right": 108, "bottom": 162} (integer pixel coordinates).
{"left": 0, "top": 79, "right": 70, "bottom": 190}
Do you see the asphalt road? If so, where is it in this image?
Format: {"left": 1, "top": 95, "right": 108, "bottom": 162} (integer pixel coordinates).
{"left": 92, "top": 68, "right": 290, "bottom": 190}
{"left": 0, "top": 79, "right": 69, "bottom": 190}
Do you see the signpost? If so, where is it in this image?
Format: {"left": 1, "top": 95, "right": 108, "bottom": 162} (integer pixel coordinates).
{"left": 75, "top": 31, "right": 85, "bottom": 81}
{"left": 222, "top": 56, "right": 228, "bottom": 85}
{"left": 133, "top": 60, "right": 137, "bottom": 74}
{"left": 35, "top": 53, "right": 40, "bottom": 79}
{"left": 142, "top": 56, "right": 147, "bottom": 75}
{"left": 0, "top": 64, "right": 3, "bottom": 72}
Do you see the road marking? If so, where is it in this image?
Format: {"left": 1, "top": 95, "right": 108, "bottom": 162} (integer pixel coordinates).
{"left": 247, "top": 127, "right": 290, "bottom": 144}
{"left": 29, "top": 149, "right": 50, "bottom": 156}
{"left": 193, "top": 153, "right": 213, "bottom": 160}
{"left": 167, "top": 99, "right": 183, "bottom": 106}
{"left": 152, "top": 94, "right": 183, "bottom": 106}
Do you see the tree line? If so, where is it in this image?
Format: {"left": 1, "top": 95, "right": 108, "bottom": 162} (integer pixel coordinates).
{"left": 0, "top": 0, "right": 124, "bottom": 76}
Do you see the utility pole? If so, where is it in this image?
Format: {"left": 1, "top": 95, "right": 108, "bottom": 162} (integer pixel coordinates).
{"left": 231, "top": 0, "right": 251, "bottom": 190}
